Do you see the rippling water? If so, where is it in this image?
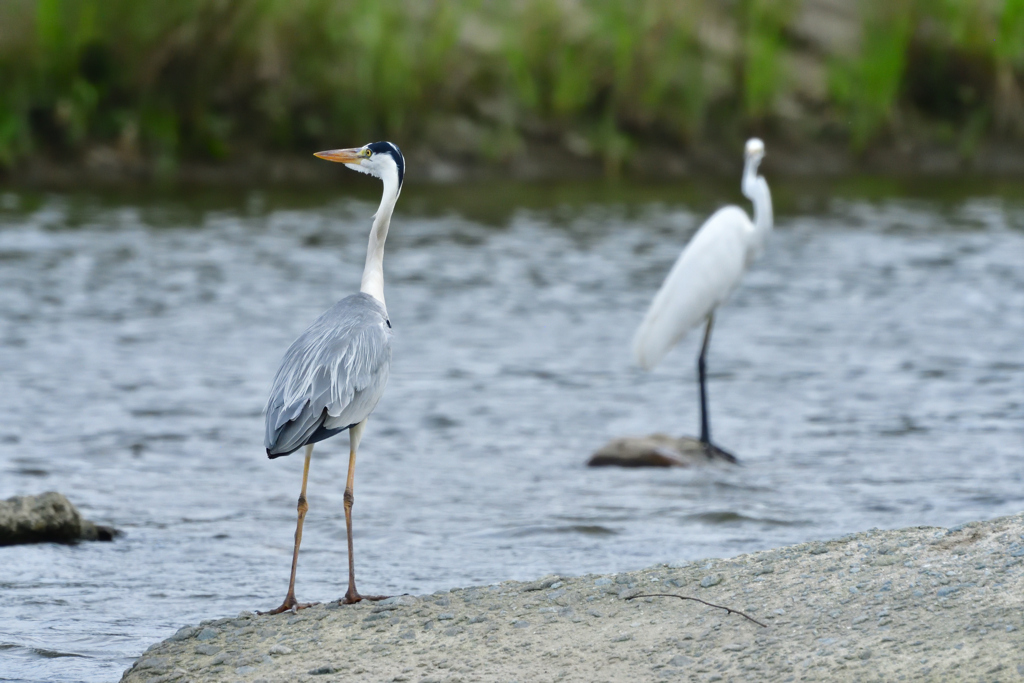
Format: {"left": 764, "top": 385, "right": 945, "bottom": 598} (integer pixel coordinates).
{"left": 0, "top": 184, "right": 1022, "bottom": 682}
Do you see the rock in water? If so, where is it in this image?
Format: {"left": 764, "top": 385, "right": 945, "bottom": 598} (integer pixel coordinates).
{"left": 0, "top": 492, "right": 118, "bottom": 545}
{"left": 588, "top": 434, "right": 733, "bottom": 468}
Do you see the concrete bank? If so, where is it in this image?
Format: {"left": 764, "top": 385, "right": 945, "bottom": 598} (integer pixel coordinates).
{"left": 122, "top": 513, "right": 1024, "bottom": 682}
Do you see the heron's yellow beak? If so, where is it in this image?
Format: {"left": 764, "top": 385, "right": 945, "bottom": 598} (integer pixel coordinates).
{"left": 314, "top": 148, "right": 364, "bottom": 163}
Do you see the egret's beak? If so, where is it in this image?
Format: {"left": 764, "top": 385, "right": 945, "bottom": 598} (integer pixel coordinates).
{"left": 314, "top": 148, "right": 364, "bottom": 164}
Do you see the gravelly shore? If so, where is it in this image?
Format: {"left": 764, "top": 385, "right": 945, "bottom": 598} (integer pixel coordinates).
{"left": 122, "top": 513, "right": 1024, "bottom": 683}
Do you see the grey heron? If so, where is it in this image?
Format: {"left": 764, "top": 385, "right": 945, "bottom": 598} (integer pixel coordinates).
{"left": 632, "top": 138, "right": 772, "bottom": 462}
{"left": 260, "top": 141, "right": 404, "bottom": 614}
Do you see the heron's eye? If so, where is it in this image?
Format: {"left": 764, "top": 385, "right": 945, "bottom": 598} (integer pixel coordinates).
{"left": 361, "top": 148, "right": 372, "bottom": 158}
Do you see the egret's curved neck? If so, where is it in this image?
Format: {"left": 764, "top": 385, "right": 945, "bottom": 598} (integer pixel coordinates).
{"left": 741, "top": 158, "right": 773, "bottom": 238}
{"left": 360, "top": 173, "right": 400, "bottom": 307}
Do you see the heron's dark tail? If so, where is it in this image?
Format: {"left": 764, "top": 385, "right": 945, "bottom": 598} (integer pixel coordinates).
{"left": 266, "top": 419, "right": 356, "bottom": 459}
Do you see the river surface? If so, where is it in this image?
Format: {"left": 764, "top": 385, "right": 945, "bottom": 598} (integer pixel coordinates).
{"left": 0, "top": 182, "right": 1022, "bottom": 682}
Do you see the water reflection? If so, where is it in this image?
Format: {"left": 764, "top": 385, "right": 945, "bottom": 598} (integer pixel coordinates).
{"left": 0, "top": 187, "right": 1022, "bottom": 682}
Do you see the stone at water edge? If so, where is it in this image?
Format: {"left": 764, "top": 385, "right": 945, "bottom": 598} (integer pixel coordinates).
{"left": 0, "top": 491, "right": 119, "bottom": 545}
{"left": 588, "top": 433, "right": 731, "bottom": 468}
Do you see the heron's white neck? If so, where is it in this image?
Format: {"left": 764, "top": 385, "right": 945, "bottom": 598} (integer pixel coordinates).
{"left": 360, "top": 173, "right": 400, "bottom": 307}
{"left": 741, "top": 157, "right": 773, "bottom": 242}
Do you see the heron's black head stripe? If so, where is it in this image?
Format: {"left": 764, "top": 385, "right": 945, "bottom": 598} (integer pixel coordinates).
{"left": 367, "top": 141, "right": 404, "bottom": 187}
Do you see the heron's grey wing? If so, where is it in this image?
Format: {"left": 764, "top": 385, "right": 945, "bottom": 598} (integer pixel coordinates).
{"left": 264, "top": 293, "right": 392, "bottom": 456}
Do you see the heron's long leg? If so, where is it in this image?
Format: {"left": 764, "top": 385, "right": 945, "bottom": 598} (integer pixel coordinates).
{"left": 341, "top": 420, "right": 386, "bottom": 605}
{"left": 259, "top": 444, "right": 318, "bottom": 615}
{"left": 697, "top": 313, "right": 715, "bottom": 445}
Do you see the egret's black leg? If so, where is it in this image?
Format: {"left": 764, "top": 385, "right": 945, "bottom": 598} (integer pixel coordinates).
{"left": 259, "top": 445, "right": 319, "bottom": 615}
{"left": 697, "top": 315, "right": 713, "bottom": 445}
{"left": 340, "top": 422, "right": 387, "bottom": 605}
{"left": 696, "top": 313, "right": 738, "bottom": 464}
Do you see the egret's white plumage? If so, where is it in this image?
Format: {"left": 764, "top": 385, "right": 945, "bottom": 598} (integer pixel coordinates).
{"left": 630, "top": 138, "right": 772, "bottom": 462}
{"left": 633, "top": 138, "right": 772, "bottom": 370}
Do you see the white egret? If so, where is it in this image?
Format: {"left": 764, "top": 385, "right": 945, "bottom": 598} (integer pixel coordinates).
{"left": 632, "top": 138, "right": 772, "bottom": 463}
{"left": 260, "top": 141, "right": 404, "bottom": 614}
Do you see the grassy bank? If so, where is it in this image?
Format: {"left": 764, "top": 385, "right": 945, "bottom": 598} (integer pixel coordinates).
{"left": 2, "top": 0, "right": 1024, "bottom": 179}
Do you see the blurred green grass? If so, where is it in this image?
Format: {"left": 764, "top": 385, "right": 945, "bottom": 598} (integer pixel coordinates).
{"left": 1, "top": 0, "right": 1023, "bottom": 175}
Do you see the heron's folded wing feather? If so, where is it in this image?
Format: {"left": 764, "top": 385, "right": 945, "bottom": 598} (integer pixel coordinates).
{"left": 264, "top": 294, "right": 392, "bottom": 454}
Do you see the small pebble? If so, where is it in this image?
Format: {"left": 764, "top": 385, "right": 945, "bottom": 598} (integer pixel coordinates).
{"left": 667, "top": 654, "right": 691, "bottom": 667}
{"left": 309, "top": 665, "right": 336, "bottom": 675}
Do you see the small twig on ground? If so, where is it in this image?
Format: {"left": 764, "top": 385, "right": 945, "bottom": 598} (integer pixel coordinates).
{"left": 626, "top": 593, "right": 768, "bottom": 628}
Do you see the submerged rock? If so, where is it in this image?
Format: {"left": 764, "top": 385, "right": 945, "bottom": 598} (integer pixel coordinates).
{"left": 0, "top": 492, "right": 119, "bottom": 545}
{"left": 588, "top": 433, "right": 734, "bottom": 467}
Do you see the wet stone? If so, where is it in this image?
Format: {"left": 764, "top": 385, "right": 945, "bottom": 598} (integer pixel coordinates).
{"left": 168, "top": 626, "right": 198, "bottom": 642}
{"left": 523, "top": 577, "right": 560, "bottom": 592}
{"left": 136, "top": 657, "right": 170, "bottom": 671}
{"left": 195, "top": 627, "right": 219, "bottom": 641}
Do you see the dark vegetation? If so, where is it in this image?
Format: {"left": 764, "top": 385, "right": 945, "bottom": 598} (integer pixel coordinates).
{"left": 1, "top": 0, "right": 1023, "bottom": 180}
